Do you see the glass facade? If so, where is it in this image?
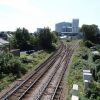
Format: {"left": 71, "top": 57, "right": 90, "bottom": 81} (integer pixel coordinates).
{"left": 55, "top": 19, "right": 79, "bottom": 34}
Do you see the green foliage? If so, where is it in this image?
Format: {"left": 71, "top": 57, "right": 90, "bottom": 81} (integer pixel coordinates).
{"left": 36, "top": 28, "right": 58, "bottom": 50}
{"left": 81, "top": 24, "right": 99, "bottom": 41}
{"left": 29, "top": 34, "right": 39, "bottom": 45}
{"left": 0, "top": 74, "right": 16, "bottom": 91}
{"left": 93, "top": 54, "right": 100, "bottom": 62}
{"left": 9, "top": 35, "right": 18, "bottom": 49}
{"left": 38, "top": 28, "right": 52, "bottom": 49}
{"left": 10, "top": 27, "right": 59, "bottom": 51}
{"left": 15, "top": 28, "right": 30, "bottom": 50}
{"left": 0, "top": 50, "right": 50, "bottom": 92}
{"left": 8, "top": 59, "right": 27, "bottom": 77}
{"left": 0, "top": 52, "right": 27, "bottom": 78}
{"left": 84, "top": 40, "right": 94, "bottom": 48}
{"left": 67, "top": 41, "right": 100, "bottom": 99}
{"left": 51, "top": 31, "right": 58, "bottom": 43}
{"left": 91, "top": 60, "right": 100, "bottom": 82}
{"left": 86, "top": 82, "right": 100, "bottom": 99}
{"left": 10, "top": 28, "right": 36, "bottom": 50}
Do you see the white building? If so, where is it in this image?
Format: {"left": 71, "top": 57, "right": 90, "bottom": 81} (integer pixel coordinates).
{"left": 55, "top": 19, "right": 79, "bottom": 35}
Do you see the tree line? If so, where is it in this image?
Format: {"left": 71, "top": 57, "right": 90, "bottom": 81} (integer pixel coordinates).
{"left": 10, "top": 27, "right": 59, "bottom": 51}
{"left": 0, "top": 27, "right": 59, "bottom": 80}
{"left": 80, "top": 24, "right": 100, "bottom": 44}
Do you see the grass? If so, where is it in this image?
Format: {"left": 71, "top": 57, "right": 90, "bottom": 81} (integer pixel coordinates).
{"left": 0, "top": 74, "right": 16, "bottom": 91}
{"left": 0, "top": 50, "right": 51, "bottom": 92}
{"left": 26, "top": 50, "right": 51, "bottom": 70}
{"left": 66, "top": 40, "right": 100, "bottom": 100}
{"left": 66, "top": 40, "right": 90, "bottom": 100}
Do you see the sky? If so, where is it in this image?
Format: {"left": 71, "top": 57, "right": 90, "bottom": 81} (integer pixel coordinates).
{"left": 0, "top": 0, "right": 100, "bottom": 32}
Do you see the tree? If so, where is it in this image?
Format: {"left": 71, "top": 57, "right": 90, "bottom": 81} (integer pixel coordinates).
{"left": 10, "top": 28, "right": 33, "bottom": 50}
{"left": 80, "top": 24, "right": 99, "bottom": 41}
{"left": 15, "top": 28, "right": 30, "bottom": 50}
{"left": 10, "top": 27, "right": 59, "bottom": 50}
{"left": 0, "top": 51, "right": 27, "bottom": 78}
{"left": 51, "top": 31, "right": 58, "bottom": 43}
{"left": 9, "top": 35, "right": 18, "bottom": 49}
{"left": 38, "top": 28, "right": 53, "bottom": 49}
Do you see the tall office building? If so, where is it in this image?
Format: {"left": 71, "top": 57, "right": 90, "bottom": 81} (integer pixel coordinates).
{"left": 55, "top": 19, "right": 79, "bottom": 35}
{"left": 72, "top": 19, "right": 79, "bottom": 33}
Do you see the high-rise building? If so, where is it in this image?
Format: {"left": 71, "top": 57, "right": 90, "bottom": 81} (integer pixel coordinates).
{"left": 72, "top": 19, "right": 79, "bottom": 33}
{"left": 55, "top": 19, "right": 79, "bottom": 35}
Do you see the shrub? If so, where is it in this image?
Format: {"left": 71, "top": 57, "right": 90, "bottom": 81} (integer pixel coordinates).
{"left": 95, "top": 59, "right": 100, "bottom": 64}
{"left": 0, "top": 52, "right": 27, "bottom": 78}
{"left": 82, "top": 53, "right": 88, "bottom": 60}
{"left": 93, "top": 54, "right": 100, "bottom": 62}
{"left": 21, "top": 57, "right": 32, "bottom": 63}
{"left": 84, "top": 40, "right": 94, "bottom": 48}
{"left": 8, "top": 59, "right": 25, "bottom": 77}
{"left": 66, "top": 39, "right": 71, "bottom": 42}
{"left": 86, "top": 82, "right": 100, "bottom": 99}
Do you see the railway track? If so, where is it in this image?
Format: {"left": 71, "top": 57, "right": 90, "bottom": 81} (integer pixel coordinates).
{"left": 21, "top": 45, "right": 67, "bottom": 100}
{"left": 1, "top": 42, "right": 77, "bottom": 100}
{"left": 0, "top": 42, "right": 65, "bottom": 100}
{"left": 37, "top": 45, "right": 73, "bottom": 100}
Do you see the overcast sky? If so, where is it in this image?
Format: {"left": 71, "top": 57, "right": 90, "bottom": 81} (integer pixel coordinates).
{"left": 0, "top": 0, "right": 100, "bottom": 32}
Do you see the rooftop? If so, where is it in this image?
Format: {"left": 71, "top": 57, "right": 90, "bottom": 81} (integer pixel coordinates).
{"left": 83, "top": 73, "right": 92, "bottom": 75}
{"left": 0, "top": 38, "right": 9, "bottom": 44}
{"left": 83, "top": 70, "right": 90, "bottom": 73}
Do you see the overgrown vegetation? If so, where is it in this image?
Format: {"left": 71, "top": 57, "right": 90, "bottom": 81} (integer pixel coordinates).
{"left": 0, "top": 52, "right": 26, "bottom": 78}
{"left": 0, "top": 50, "right": 51, "bottom": 91}
{"left": 66, "top": 41, "right": 100, "bottom": 100}
{"left": 0, "top": 27, "right": 59, "bottom": 92}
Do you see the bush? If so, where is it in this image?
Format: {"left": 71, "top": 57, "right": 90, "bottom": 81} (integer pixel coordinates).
{"left": 0, "top": 52, "right": 27, "bottom": 78}
{"left": 93, "top": 54, "right": 100, "bottom": 62}
{"left": 95, "top": 59, "right": 100, "bottom": 64}
{"left": 82, "top": 53, "right": 88, "bottom": 60}
{"left": 86, "top": 82, "right": 100, "bottom": 99}
{"left": 8, "top": 58, "right": 27, "bottom": 77}
{"left": 21, "top": 57, "right": 32, "bottom": 63}
{"left": 66, "top": 39, "right": 71, "bottom": 42}
{"left": 84, "top": 40, "right": 94, "bottom": 48}
{"left": 73, "top": 59, "right": 89, "bottom": 69}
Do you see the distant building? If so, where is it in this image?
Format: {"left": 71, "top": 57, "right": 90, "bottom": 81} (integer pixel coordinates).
{"left": 55, "top": 19, "right": 79, "bottom": 35}
{"left": 37, "top": 28, "right": 43, "bottom": 33}
{"left": 0, "top": 31, "right": 13, "bottom": 39}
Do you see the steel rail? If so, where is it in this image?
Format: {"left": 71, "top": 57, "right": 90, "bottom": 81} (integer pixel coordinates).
{"left": 37, "top": 44, "right": 76, "bottom": 100}
{"left": 1, "top": 42, "right": 65, "bottom": 100}
{"left": 51, "top": 43, "right": 78, "bottom": 100}
{"left": 18, "top": 44, "right": 66, "bottom": 100}
{"left": 35, "top": 45, "right": 67, "bottom": 100}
